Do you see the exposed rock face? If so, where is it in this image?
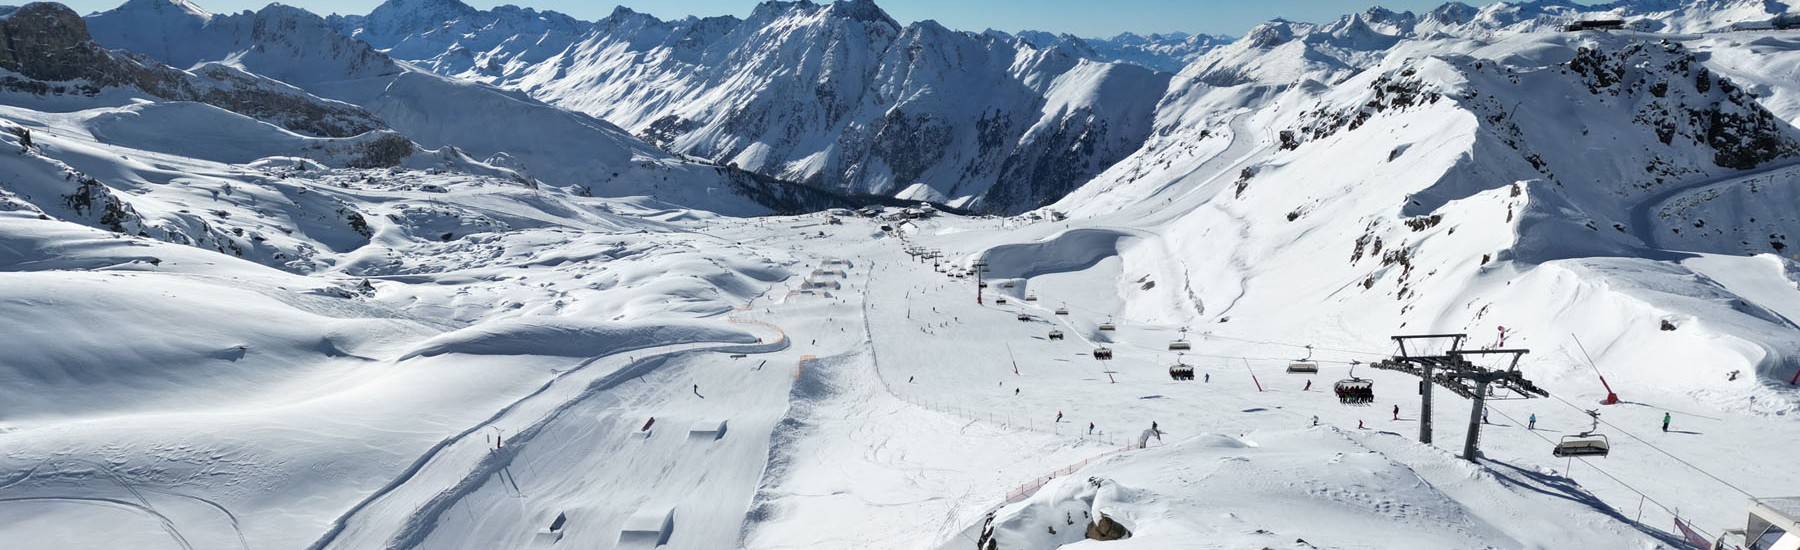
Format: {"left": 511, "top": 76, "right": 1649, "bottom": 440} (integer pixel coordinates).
{"left": 336, "top": 0, "right": 1171, "bottom": 213}
{"left": 0, "top": 2, "right": 386, "bottom": 139}
{"left": 1085, "top": 514, "right": 1132, "bottom": 541}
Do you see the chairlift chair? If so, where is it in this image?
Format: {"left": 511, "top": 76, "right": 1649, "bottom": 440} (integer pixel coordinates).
{"left": 1098, "top": 316, "right": 1117, "bottom": 331}
{"left": 1169, "top": 362, "right": 1196, "bottom": 381}
{"left": 1026, "top": 293, "right": 1038, "bottom": 302}
{"left": 996, "top": 297, "right": 1009, "bottom": 305}
{"left": 1169, "top": 327, "right": 1193, "bottom": 350}
{"left": 1093, "top": 347, "right": 1114, "bottom": 360}
{"left": 1553, "top": 434, "right": 1612, "bottom": 458}
{"left": 1333, "top": 379, "right": 1374, "bottom": 404}
{"left": 1049, "top": 329, "right": 1066, "bottom": 341}
{"left": 1017, "top": 313, "right": 1031, "bottom": 322}
{"left": 1287, "top": 345, "right": 1318, "bottom": 373}
{"left": 1055, "top": 307, "right": 1069, "bottom": 315}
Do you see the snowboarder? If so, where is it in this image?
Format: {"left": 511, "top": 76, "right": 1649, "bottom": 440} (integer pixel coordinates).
{"left": 1528, "top": 414, "right": 1537, "bottom": 430}
{"left": 1304, "top": 380, "right": 1312, "bottom": 391}
{"left": 1662, "top": 412, "right": 1672, "bottom": 432}
{"left": 1393, "top": 405, "right": 1400, "bottom": 421}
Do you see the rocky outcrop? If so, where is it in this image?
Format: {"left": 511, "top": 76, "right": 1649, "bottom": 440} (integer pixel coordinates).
{"left": 1085, "top": 514, "right": 1132, "bottom": 541}
{"left": 0, "top": 2, "right": 385, "bottom": 138}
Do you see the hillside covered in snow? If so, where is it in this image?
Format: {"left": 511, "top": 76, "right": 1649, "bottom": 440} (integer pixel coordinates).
{"left": 3, "top": 0, "right": 1800, "bottom": 549}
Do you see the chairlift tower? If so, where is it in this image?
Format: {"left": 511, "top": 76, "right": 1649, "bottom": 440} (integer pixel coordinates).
{"left": 1373, "top": 335, "right": 1549, "bottom": 462}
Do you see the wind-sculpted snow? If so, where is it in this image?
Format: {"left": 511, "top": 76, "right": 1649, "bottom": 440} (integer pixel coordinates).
{"left": 399, "top": 320, "right": 757, "bottom": 360}
{"left": 980, "top": 229, "right": 1133, "bottom": 281}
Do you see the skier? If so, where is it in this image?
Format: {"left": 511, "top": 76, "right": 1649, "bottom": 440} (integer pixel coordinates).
{"left": 1528, "top": 414, "right": 1537, "bottom": 430}
{"left": 1014, "top": 388, "right": 1020, "bottom": 396}
{"left": 1358, "top": 420, "right": 1365, "bottom": 429}
{"left": 1311, "top": 415, "right": 1319, "bottom": 427}
{"left": 1088, "top": 422, "right": 1095, "bottom": 435}
{"left": 908, "top": 376, "right": 915, "bottom": 383}
{"left": 1151, "top": 421, "right": 1158, "bottom": 432}
{"left": 693, "top": 384, "right": 703, "bottom": 398}
{"left": 1393, "top": 405, "right": 1400, "bottom": 421}
{"left": 1482, "top": 407, "right": 1490, "bottom": 424}
{"left": 1304, "top": 380, "right": 1312, "bottom": 391}
{"left": 1056, "top": 411, "right": 1063, "bottom": 423}
{"left": 1662, "top": 412, "right": 1672, "bottom": 432}
{"left": 1204, "top": 373, "right": 1210, "bottom": 383}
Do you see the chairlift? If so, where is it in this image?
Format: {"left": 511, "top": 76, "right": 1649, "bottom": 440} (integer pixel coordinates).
{"left": 1553, "top": 410, "right": 1611, "bottom": 458}
{"left": 1169, "top": 362, "right": 1196, "bottom": 381}
{"left": 1169, "top": 327, "right": 1193, "bottom": 351}
{"left": 1333, "top": 364, "right": 1373, "bottom": 404}
{"left": 1553, "top": 434, "right": 1612, "bottom": 458}
{"left": 1098, "top": 316, "right": 1117, "bottom": 331}
{"left": 1025, "top": 293, "right": 1038, "bottom": 302}
{"left": 996, "top": 297, "right": 1009, "bottom": 305}
{"left": 979, "top": 282, "right": 988, "bottom": 288}
{"left": 1288, "top": 345, "right": 1319, "bottom": 374}
{"left": 1093, "top": 347, "right": 1114, "bottom": 360}
{"left": 1055, "top": 307, "right": 1069, "bottom": 316}
{"left": 1017, "top": 312, "right": 1031, "bottom": 322}
{"left": 1049, "top": 329, "right": 1066, "bottom": 341}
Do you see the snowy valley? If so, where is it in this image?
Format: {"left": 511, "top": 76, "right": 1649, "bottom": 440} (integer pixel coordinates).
{"left": 3, "top": 0, "right": 1800, "bottom": 549}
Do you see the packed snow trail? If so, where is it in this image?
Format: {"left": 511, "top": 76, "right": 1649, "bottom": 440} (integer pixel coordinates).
{"left": 309, "top": 319, "right": 786, "bottom": 550}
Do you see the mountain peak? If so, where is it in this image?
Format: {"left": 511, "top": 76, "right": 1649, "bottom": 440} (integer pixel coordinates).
{"left": 823, "top": 0, "right": 897, "bottom": 26}
{"left": 115, "top": 0, "right": 211, "bottom": 18}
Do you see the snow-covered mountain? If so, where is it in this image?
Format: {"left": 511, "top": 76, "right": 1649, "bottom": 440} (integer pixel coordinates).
{"left": 81, "top": 0, "right": 852, "bottom": 215}
{"left": 7, "top": 1, "right": 1800, "bottom": 549}
{"left": 333, "top": 0, "right": 1174, "bottom": 211}
{"left": 1000, "top": 30, "right": 1233, "bottom": 73}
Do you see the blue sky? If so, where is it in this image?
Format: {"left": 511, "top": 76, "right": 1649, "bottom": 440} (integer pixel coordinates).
{"left": 62, "top": 0, "right": 1591, "bottom": 37}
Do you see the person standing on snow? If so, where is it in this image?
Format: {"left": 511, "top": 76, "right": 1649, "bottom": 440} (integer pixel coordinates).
{"left": 1663, "top": 412, "right": 1672, "bottom": 432}
{"left": 1393, "top": 405, "right": 1400, "bottom": 421}
{"left": 1528, "top": 414, "right": 1537, "bottom": 430}
{"left": 1088, "top": 422, "right": 1095, "bottom": 435}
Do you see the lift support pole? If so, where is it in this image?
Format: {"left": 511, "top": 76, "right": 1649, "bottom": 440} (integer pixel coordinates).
{"left": 1464, "top": 379, "right": 1490, "bottom": 462}
{"left": 1421, "top": 362, "right": 1434, "bottom": 445}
